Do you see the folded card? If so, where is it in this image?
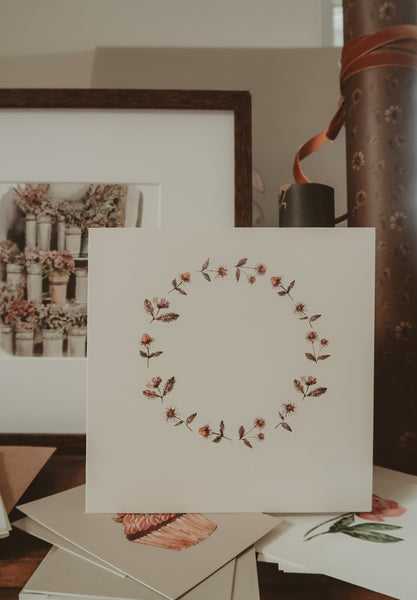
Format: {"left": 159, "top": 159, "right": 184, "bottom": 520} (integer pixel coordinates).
{"left": 19, "top": 546, "right": 235, "bottom": 600}
{"left": 256, "top": 466, "right": 417, "bottom": 600}
{"left": 17, "top": 485, "right": 278, "bottom": 600}
{"left": 87, "top": 227, "right": 375, "bottom": 512}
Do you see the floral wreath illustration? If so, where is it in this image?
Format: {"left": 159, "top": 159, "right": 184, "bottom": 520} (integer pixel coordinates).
{"left": 140, "top": 258, "right": 331, "bottom": 449}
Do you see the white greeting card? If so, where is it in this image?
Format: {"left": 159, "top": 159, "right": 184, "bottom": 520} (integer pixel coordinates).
{"left": 87, "top": 227, "right": 375, "bottom": 512}
{"left": 257, "top": 467, "right": 417, "bottom": 600}
{"left": 17, "top": 485, "right": 278, "bottom": 600}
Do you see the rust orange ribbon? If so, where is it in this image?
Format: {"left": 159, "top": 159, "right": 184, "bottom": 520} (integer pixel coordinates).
{"left": 293, "top": 25, "right": 417, "bottom": 191}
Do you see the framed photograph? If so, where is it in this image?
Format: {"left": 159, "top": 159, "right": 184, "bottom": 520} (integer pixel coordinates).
{"left": 0, "top": 89, "right": 252, "bottom": 433}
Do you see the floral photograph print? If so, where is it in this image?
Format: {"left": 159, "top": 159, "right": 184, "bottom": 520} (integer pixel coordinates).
{"left": 0, "top": 182, "right": 155, "bottom": 358}
{"left": 87, "top": 227, "right": 375, "bottom": 512}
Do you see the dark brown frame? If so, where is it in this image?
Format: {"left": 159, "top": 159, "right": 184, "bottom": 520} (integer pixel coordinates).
{"left": 0, "top": 89, "right": 252, "bottom": 226}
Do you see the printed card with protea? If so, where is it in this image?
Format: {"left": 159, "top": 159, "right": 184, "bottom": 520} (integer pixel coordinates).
{"left": 87, "top": 227, "right": 375, "bottom": 512}
{"left": 256, "top": 466, "right": 417, "bottom": 600}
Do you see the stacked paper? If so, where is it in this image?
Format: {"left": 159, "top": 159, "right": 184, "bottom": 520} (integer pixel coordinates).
{"left": 16, "top": 485, "right": 279, "bottom": 600}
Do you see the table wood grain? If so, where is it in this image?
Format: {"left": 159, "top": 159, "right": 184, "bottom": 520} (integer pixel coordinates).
{"left": 0, "top": 435, "right": 395, "bottom": 600}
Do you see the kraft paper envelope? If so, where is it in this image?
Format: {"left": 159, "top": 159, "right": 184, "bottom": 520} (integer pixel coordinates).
{"left": 256, "top": 467, "right": 417, "bottom": 600}
{"left": 14, "top": 516, "right": 124, "bottom": 577}
{"left": 231, "top": 546, "right": 259, "bottom": 600}
{"left": 17, "top": 485, "right": 279, "bottom": 600}
{"left": 87, "top": 227, "right": 375, "bottom": 512}
{"left": 19, "top": 546, "right": 235, "bottom": 600}
{"left": 0, "top": 446, "right": 55, "bottom": 513}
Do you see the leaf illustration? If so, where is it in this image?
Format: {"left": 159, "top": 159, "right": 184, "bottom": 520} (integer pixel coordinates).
{"left": 281, "top": 422, "right": 292, "bottom": 432}
{"left": 142, "top": 390, "right": 159, "bottom": 398}
{"left": 151, "top": 351, "right": 163, "bottom": 357}
{"left": 341, "top": 530, "right": 403, "bottom": 543}
{"left": 177, "top": 288, "right": 187, "bottom": 296}
{"left": 279, "top": 412, "right": 285, "bottom": 420}
{"left": 278, "top": 291, "right": 287, "bottom": 296}
{"left": 156, "top": 313, "right": 180, "bottom": 322}
{"left": 139, "top": 350, "right": 147, "bottom": 358}
{"left": 238, "top": 425, "right": 245, "bottom": 439}
{"left": 310, "top": 314, "right": 321, "bottom": 322}
{"left": 318, "top": 354, "right": 331, "bottom": 361}
{"left": 202, "top": 271, "right": 211, "bottom": 282}
{"left": 236, "top": 268, "right": 241, "bottom": 282}
{"left": 236, "top": 258, "right": 248, "bottom": 267}
{"left": 144, "top": 299, "right": 154, "bottom": 317}
{"left": 287, "top": 280, "right": 295, "bottom": 292}
{"left": 163, "top": 376, "right": 176, "bottom": 396}
{"left": 307, "top": 387, "right": 327, "bottom": 397}
{"left": 348, "top": 523, "right": 402, "bottom": 532}
{"left": 220, "top": 420, "right": 225, "bottom": 434}
{"left": 186, "top": 412, "right": 197, "bottom": 424}
{"left": 243, "top": 438, "right": 253, "bottom": 448}
{"left": 172, "top": 279, "right": 177, "bottom": 288}
{"left": 174, "top": 420, "right": 184, "bottom": 426}
{"left": 213, "top": 436, "right": 222, "bottom": 443}
{"left": 329, "top": 514, "right": 355, "bottom": 532}
{"left": 201, "top": 258, "right": 210, "bottom": 270}
{"left": 305, "top": 352, "right": 316, "bottom": 362}
{"left": 294, "top": 379, "right": 305, "bottom": 394}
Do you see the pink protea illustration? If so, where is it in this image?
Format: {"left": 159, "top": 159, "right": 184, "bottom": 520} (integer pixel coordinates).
{"left": 357, "top": 494, "right": 406, "bottom": 522}
{"left": 115, "top": 513, "right": 217, "bottom": 551}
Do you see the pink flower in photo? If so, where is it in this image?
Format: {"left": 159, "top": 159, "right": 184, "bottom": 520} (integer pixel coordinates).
{"left": 357, "top": 494, "right": 406, "bottom": 522}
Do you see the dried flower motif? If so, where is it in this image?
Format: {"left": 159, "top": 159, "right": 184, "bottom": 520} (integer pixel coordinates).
{"left": 199, "top": 425, "right": 211, "bottom": 438}
{"left": 146, "top": 377, "right": 162, "bottom": 389}
{"left": 141, "top": 334, "right": 153, "bottom": 346}
{"left": 399, "top": 241, "right": 411, "bottom": 255}
{"left": 306, "top": 331, "right": 318, "bottom": 342}
{"left": 355, "top": 190, "right": 367, "bottom": 206}
{"left": 283, "top": 402, "right": 296, "bottom": 415}
{"left": 216, "top": 266, "right": 227, "bottom": 278}
{"left": 271, "top": 276, "right": 282, "bottom": 287}
{"left": 385, "top": 104, "right": 402, "bottom": 124}
{"left": 352, "top": 151, "right": 365, "bottom": 170}
{"left": 394, "top": 321, "right": 412, "bottom": 341}
{"left": 320, "top": 339, "right": 328, "bottom": 347}
{"left": 165, "top": 406, "right": 178, "bottom": 421}
{"left": 248, "top": 276, "right": 256, "bottom": 284}
{"left": 389, "top": 212, "right": 407, "bottom": 231}
{"left": 157, "top": 298, "right": 169, "bottom": 309}
{"left": 255, "top": 418, "right": 266, "bottom": 429}
{"left": 302, "top": 376, "right": 317, "bottom": 386}
{"left": 352, "top": 88, "right": 363, "bottom": 105}
{"left": 379, "top": 1, "right": 397, "bottom": 20}
{"left": 394, "top": 134, "right": 405, "bottom": 147}
{"left": 294, "top": 302, "right": 306, "bottom": 314}
{"left": 255, "top": 264, "right": 266, "bottom": 275}
{"left": 258, "top": 433, "right": 264, "bottom": 441}
{"left": 181, "top": 272, "right": 191, "bottom": 282}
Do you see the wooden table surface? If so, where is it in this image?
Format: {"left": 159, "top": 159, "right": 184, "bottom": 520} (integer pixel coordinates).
{"left": 0, "top": 435, "right": 394, "bottom": 600}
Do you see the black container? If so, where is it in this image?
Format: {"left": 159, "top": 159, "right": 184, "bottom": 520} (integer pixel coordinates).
{"left": 278, "top": 183, "right": 335, "bottom": 227}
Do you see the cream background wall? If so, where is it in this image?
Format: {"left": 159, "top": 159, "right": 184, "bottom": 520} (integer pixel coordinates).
{"left": 0, "top": 0, "right": 324, "bottom": 87}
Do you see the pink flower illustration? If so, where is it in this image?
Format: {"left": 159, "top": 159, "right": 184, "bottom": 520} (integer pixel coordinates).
{"left": 357, "top": 494, "right": 406, "bottom": 522}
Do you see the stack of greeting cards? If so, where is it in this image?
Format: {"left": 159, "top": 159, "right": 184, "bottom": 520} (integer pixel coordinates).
{"left": 17, "top": 227, "right": 380, "bottom": 599}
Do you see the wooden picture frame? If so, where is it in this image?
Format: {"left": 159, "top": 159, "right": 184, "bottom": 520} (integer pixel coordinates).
{"left": 0, "top": 89, "right": 252, "bottom": 434}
